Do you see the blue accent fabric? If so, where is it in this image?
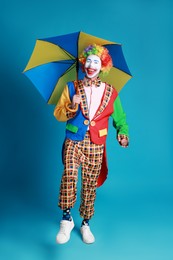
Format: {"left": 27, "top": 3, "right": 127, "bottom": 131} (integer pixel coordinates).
{"left": 41, "top": 32, "right": 80, "bottom": 58}
{"left": 104, "top": 44, "right": 132, "bottom": 75}
{"left": 24, "top": 61, "right": 74, "bottom": 102}
{"left": 65, "top": 82, "right": 88, "bottom": 141}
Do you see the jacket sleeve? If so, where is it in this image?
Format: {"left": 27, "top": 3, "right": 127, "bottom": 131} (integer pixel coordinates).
{"left": 111, "top": 95, "right": 129, "bottom": 137}
{"left": 54, "top": 85, "right": 78, "bottom": 122}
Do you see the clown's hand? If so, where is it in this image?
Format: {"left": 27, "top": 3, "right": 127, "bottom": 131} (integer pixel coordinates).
{"left": 117, "top": 134, "right": 129, "bottom": 148}
{"left": 72, "top": 94, "right": 81, "bottom": 108}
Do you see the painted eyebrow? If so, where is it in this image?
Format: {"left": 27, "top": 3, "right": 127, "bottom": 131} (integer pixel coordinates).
{"left": 86, "top": 58, "right": 99, "bottom": 63}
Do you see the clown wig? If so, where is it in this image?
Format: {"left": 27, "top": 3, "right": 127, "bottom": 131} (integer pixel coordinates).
{"left": 79, "top": 44, "right": 113, "bottom": 75}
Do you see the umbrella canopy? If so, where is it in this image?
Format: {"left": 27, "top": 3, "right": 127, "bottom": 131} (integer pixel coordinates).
{"left": 23, "top": 31, "right": 132, "bottom": 105}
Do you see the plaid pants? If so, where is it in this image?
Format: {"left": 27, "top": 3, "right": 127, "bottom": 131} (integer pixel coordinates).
{"left": 58, "top": 132, "right": 104, "bottom": 219}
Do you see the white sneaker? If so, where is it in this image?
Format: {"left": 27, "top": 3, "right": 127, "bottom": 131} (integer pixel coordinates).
{"left": 56, "top": 218, "right": 74, "bottom": 244}
{"left": 80, "top": 225, "right": 95, "bottom": 244}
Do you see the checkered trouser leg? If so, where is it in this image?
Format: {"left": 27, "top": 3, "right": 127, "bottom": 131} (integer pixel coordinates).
{"left": 58, "top": 132, "right": 104, "bottom": 219}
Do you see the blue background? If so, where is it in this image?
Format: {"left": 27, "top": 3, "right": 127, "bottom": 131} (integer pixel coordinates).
{"left": 0, "top": 0, "right": 173, "bottom": 259}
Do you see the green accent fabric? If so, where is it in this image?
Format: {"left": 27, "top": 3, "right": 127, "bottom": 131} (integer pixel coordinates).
{"left": 111, "top": 96, "right": 129, "bottom": 137}
{"left": 66, "top": 123, "right": 78, "bottom": 133}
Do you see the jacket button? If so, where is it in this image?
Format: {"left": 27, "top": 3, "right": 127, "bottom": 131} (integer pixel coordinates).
{"left": 84, "top": 119, "right": 89, "bottom": 125}
{"left": 90, "top": 121, "right": 96, "bottom": 126}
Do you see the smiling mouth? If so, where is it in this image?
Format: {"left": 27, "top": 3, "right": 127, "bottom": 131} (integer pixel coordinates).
{"left": 86, "top": 68, "right": 96, "bottom": 75}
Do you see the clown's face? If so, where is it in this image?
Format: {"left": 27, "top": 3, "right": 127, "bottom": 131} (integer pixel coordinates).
{"left": 84, "top": 54, "right": 102, "bottom": 79}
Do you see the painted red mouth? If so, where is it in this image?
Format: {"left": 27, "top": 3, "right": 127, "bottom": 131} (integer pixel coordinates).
{"left": 86, "top": 68, "right": 96, "bottom": 75}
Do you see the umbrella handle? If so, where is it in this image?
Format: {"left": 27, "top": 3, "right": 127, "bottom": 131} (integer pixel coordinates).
{"left": 74, "top": 83, "right": 79, "bottom": 110}
{"left": 74, "top": 103, "right": 79, "bottom": 110}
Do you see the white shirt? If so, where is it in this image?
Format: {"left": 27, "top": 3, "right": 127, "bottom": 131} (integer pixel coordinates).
{"left": 84, "top": 82, "right": 105, "bottom": 121}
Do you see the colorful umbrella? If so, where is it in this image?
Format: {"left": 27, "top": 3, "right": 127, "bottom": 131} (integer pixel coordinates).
{"left": 23, "top": 31, "right": 132, "bottom": 105}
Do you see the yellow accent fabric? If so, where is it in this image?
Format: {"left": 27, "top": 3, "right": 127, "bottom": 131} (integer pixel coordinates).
{"left": 99, "top": 128, "right": 108, "bottom": 137}
{"left": 24, "top": 40, "right": 75, "bottom": 71}
{"left": 53, "top": 85, "right": 72, "bottom": 122}
{"left": 65, "top": 103, "right": 78, "bottom": 112}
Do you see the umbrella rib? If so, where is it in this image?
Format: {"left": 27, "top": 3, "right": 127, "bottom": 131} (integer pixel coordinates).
{"left": 53, "top": 60, "right": 74, "bottom": 64}
{"left": 76, "top": 32, "right": 80, "bottom": 80}
{"left": 58, "top": 46, "right": 76, "bottom": 60}
{"left": 39, "top": 39, "right": 76, "bottom": 60}
{"left": 60, "top": 62, "right": 76, "bottom": 77}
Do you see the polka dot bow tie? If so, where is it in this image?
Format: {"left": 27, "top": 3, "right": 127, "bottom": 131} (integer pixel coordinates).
{"left": 83, "top": 77, "right": 101, "bottom": 87}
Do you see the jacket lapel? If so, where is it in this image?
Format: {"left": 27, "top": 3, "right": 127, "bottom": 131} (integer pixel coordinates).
{"left": 94, "top": 83, "right": 114, "bottom": 119}
{"left": 78, "top": 80, "right": 89, "bottom": 119}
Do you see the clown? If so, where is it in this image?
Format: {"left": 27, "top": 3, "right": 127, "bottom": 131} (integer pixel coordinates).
{"left": 54, "top": 44, "right": 129, "bottom": 244}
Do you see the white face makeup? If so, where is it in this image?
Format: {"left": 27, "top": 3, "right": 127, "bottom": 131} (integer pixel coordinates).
{"left": 84, "top": 54, "right": 102, "bottom": 79}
